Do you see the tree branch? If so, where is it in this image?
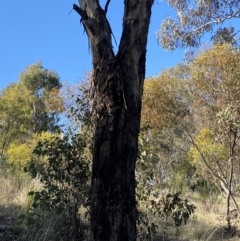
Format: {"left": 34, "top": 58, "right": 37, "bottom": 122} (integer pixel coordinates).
{"left": 190, "top": 8, "right": 240, "bottom": 34}
{"left": 185, "top": 128, "right": 225, "bottom": 184}
{"left": 73, "top": 4, "right": 88, "bottom": 20}
{"left": 118, "top": 0, "right": 154, "bottom": 81}
{"left": 73, "top": 1, "right": 114, "bottom": 69}
{"left": 104, "top": 0, "right": 111, "bottom": 14}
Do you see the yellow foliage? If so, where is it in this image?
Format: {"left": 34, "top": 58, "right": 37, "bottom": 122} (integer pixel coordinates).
{"left": 6, "top": 131, "right": 59, "bottom": 168}
{"left": 190, "top": 44, "right": 240, "bottom": 110}
{"left": 31, "top": 131, "right": 58, "bottom": 146}
{"left": 188, "top": 128, "right": 228, "bottom": 175}
{"left": 7, "top": 143, "right": 32, "bottom": 167}
{"left": 142, "top": 65, "right": 189, "bottom": 131}
{"left": 0, "top": 84, "right": 32, "bottom": 127}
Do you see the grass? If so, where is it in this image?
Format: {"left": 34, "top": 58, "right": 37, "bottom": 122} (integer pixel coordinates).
{"left": 0, "top": 169, "right": 240, "bottom": 241}
{"left": 149, "top": 192, "right": 240, "bottom": 241}
{"left": 0, "top": 168, "right": 41, "bottom": 241}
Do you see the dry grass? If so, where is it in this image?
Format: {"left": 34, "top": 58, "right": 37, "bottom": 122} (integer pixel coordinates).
{"left": 0, "top": 170, "right": 41, "bottom": 240}
{"left": 149, "top": 192, "right": 240, "bottom": 241}
{"left": 0, "top": 171, "right": 240, "bottom": 241}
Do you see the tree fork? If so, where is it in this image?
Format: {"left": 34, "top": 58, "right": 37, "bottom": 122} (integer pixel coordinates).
{"left": 73, "top": 1, "right": 154, "bottom": 240}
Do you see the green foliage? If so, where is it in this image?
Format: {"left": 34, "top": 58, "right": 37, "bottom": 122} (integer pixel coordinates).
{"left": 0, "top": 62, "right": 63, "bottom": 166}
{"left": 19, "top": 61, "right": 60, "bottom": 95}
{"left": 137, "top": 177, "right": 196, "bottom": 228}
{"left": 136, "top": 140, "right": 196, "bottom": 239}
{"left": 0, "top": 83, "right": 32, "bottom": 157}
{"left": 22, "top": 133, "right": 91, "bottom": 241}
{"left": 136, "top": 179, "right": 196, "bottom": 240}
{"left": 137, "top": 115, "right": 196, "bottom": 240}
{"left": 191, "top": 178, "right": 219, "bottom": 200}
{"left": 160, "top": 192, "right": 196, "bottom": 227}
{"left": 18, "top": 61, "right": 63, "bottom": 133}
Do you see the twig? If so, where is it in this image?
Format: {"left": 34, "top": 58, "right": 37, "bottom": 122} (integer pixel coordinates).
{"left": 190, "top": 9, "right": 240, "bottom": 34}
{"left": 68, "top": 8, "right": 73, "bottom": 15}
{"left": 105, "top": 0, "right": 111, "bottom": 14}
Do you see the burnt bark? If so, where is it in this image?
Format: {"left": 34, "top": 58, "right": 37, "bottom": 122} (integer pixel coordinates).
{"left": 73, "top": 1, "right": 154, "bottom": 241}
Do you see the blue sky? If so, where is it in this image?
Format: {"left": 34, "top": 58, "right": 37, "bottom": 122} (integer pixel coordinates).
{"left": 0, "top": 1, "right": 184, "bottom": 90}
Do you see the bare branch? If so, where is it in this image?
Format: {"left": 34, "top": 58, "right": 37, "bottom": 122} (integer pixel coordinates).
{"left": 104, "top": 0, "right": 111, "bottom": 14}
{"left": 190, "top": 8, "right": 240, "bottom": 34}
{"left": 230, "top": 29, "right": 240, "bottom": 40}
{"left": 73, "top": 4, "right": 88, "bottom": 20}
{"left": 185, "top": 128, "right": 224, "bottom": 183}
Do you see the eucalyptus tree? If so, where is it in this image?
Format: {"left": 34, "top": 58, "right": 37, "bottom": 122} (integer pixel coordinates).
{"left": 188, "top": 44, "right": 240, "bottom": 229}
{"left": 0, "top": 63, "right": 63, "bottom": 161}
{"left": 72, "top": 1, "right": 154, "bottom": 240}
{"left": 18, "top": 62, "right": 63, "bottom": 133}
{"left": 157, "top": 0, "right": 240, "bottom": 50}
{"left": 141, "top": 65, "right": 192, "bottom": 187}
{"left": 0, "top": 84, "right": 32, "bottom": 159}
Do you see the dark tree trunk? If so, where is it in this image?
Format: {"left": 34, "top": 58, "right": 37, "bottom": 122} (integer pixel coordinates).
{"left": 73, "top": 1, "right": 154, "bottom": 240}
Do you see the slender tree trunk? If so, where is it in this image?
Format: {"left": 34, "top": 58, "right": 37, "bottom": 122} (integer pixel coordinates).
{"left": 226, "top": 158, "right": 234, "bottom": 230}
{"left": 73, "top": 1, "right": 154, "bottom": 240}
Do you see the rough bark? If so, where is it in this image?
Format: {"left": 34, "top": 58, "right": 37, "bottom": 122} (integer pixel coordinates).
{"left": 73, "top": 1, "right": 154, "bottom": 241}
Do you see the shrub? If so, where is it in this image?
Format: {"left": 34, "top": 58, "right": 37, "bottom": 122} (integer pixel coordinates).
{"left": 21, "top": 133, "right": 91, "bottom": 241}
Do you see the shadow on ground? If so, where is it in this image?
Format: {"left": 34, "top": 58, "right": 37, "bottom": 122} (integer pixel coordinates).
{"left": 0, "top": 204, "right": 24, "bottom": 241}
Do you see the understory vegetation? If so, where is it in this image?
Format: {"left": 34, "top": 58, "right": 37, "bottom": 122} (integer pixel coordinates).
{"left": 0, "top": 168, "right": 239, "bottom": 241}
{"left": 1, "top": 44, "right": 240, "bottom": 240}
